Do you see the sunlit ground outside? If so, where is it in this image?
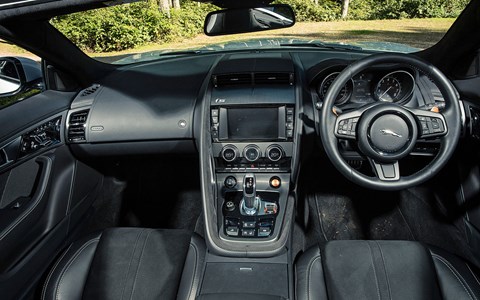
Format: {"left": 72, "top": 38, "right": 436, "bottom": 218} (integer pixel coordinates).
{"left": 0, "top": 18, "right": 454, "bottom": 63}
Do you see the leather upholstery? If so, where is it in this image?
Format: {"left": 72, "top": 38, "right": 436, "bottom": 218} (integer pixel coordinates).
{"left": 296, "top": 240, "right": 480, "bottom": 300}
{"left": 197, "top": 294, "right": 286, "bottom": 300}
{"left": 42, "top": 228, "right": 205, "bottom": 300}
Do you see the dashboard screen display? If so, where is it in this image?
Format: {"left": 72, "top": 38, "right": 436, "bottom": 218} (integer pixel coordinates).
{"left": 227, "top": 108, "right": 278, "bottom": 140}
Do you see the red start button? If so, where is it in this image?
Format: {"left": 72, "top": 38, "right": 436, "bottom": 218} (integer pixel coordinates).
{"left": 270, "top": 177, "right": 281, "bottom": 188}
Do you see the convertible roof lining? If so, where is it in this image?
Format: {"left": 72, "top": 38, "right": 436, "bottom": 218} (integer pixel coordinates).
{"left": 0, "top": 0, "right": 138, "bottom": 22}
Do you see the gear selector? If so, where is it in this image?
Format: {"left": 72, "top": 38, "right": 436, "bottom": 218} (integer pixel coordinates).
{"left": 242, "top": 174, "right": 259, "bottom": 215}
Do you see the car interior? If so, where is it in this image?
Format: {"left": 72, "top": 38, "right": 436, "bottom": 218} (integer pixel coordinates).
{"left": 1, "top": 0, "right": 480, "bottom": 299}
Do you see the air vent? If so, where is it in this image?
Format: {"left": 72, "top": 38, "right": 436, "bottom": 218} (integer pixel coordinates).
{"left": 80, "top": 84, "right": 100, "bottom": 97}
{"left": 255, "top": 72, "right": 293, "bottom": 85}
{"left": 213, "top": 73, "right": 252, "bottom": 87}
{"left": 67, "top": 110, "right": 89, "bottom": 142}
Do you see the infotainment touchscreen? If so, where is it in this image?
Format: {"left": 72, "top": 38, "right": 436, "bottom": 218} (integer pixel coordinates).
{"left": 227, "top": 108, "right": 278, "bottom": 140}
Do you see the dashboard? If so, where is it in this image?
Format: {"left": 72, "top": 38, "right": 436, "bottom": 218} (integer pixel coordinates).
{"left": 0, "top": 48, "right": 475, "bottom": 257}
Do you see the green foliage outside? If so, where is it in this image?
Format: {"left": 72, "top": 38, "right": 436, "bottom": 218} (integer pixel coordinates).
{"left": 51, "top": 0, "right": 470, "bottom": 53}
{"left": 349, "top": 0, "right": 470, "bottom": 20}
{"left": 51, "top": 0, "right": 214, "bottom": 52}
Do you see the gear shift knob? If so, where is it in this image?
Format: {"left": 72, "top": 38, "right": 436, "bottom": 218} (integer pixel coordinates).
{"left": 242, "top": 173, "right": 258, "bottom": 215}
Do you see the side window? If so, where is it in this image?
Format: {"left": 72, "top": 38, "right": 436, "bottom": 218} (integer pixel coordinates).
{"left": 0, "top": 44, "right": 44, "bottom": 109}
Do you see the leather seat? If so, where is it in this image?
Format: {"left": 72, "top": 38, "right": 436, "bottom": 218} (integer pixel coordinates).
{"left": 42, "top": 228, "right": 205, "bottom": 300}
{"left": 295, "top": 240, "right": 480, "bottom": 300}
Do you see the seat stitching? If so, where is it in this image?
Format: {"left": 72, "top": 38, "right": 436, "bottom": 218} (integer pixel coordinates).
{"left": 41, "top": 244, "right": 73, "bottom": 300}
{"left": 467, "top": 264, "right": 480, "bottom": 288}
{"left": 186, "top": 242, "right": 198, "bottom": 300}
{"left": 128, "top": 229, "right": 154, "bottom": 300}
{"left": 307, "top": 254, "right": 321, "bottom": 300}
{"left": 375, "top": 241, "right": 392, "bottom": 300}
{"left": 366, "top": 241, "right": 382, "bottom": 300}
{"left": 54, "top": 238, "right": 100, "bottom": 300}
{"left": 432, "top": 254, "right": 476, "bottom": 300}
{"left": 120, "top": 229, "right": 144, "bottom": 300}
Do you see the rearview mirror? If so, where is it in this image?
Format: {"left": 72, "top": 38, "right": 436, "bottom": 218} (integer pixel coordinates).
{"left": 204, "top": 4, "right": 295, "bottom": 36}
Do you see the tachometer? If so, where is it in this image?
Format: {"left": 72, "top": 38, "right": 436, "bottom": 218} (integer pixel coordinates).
{"left": 374, "top": 70, "right": 415, "bottom": 103}
{"left": 318, "top": 72, "right": 353, "bottom": 105}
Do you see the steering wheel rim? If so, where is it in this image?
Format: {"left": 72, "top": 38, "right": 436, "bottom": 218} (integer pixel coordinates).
{"left": 320, "top": 53, "right": 461, "bottom": 191}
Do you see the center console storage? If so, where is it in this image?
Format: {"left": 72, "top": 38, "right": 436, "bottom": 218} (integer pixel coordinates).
{"left": 196, "top": 253, "right": 290, "bottom": 300}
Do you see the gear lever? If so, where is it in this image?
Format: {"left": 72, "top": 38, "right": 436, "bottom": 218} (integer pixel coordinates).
{"left": 242, "top": 173, "right": 259, "bottom": 215}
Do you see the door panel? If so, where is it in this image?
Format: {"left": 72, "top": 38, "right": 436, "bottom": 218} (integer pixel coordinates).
{"left": 0, "top": 91, "right": 103, "bottom": 299}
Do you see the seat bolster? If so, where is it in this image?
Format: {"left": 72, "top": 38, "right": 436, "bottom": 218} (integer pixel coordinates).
{"left": 177, "top": 233, "right": 207, "bottom": 300}
{"left": 431, "top": 247, "right": 480, "bottom": 300}
{"left": 295, "top": 245, "right": 328, "bottom": 300}
{"left": 41, "top": 233, "right": 102, "bottom": 300}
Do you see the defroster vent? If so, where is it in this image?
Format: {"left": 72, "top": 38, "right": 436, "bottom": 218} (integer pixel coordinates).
{"left": 67, "top": 109, "right": 89, "bottom": 142}
{"left": 255, "top": 72, "right": 293, "bottom": 85}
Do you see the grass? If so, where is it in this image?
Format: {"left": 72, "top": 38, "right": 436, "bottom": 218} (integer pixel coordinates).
{"left": 0, "top": 18, "right": 455, "bottom": 62}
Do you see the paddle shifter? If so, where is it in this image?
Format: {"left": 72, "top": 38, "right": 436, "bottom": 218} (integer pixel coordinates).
{"left": 242, "top": 173, "right": 259, "bottom": 215}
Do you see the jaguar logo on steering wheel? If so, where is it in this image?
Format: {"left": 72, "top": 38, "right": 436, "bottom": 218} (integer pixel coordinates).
{"left": 380, "top": 129, "right": 402, "bottom": 138}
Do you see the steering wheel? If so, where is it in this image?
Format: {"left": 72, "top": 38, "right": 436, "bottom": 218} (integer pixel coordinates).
{"left": 320, "top": 53, "right": 461, "bottom": 191}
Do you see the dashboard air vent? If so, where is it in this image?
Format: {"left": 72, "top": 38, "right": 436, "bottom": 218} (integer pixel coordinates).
{"left": 68, "top": 110, "right": 89, "bottom": 142}
{"left": 80, "top": 84, "right": 101, "bottom": 97}
{"left": 213, "top": 73, "right": 252, "bottom": 87}
{"left": 255, "top": 72, "right": 293, "bottom": 85}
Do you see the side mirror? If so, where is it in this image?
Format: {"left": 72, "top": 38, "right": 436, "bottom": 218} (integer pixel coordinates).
{"left": 0, "top": 57, "right": 44, "bottom": 105}
{"left": 0, "top": 58, "right": 21, "bottom": 95}
{"left": 204, "top": 4, "right": 295, "bottom": 36}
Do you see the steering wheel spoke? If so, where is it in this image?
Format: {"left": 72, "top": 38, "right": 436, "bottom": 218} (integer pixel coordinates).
{"left": 409, "top": 108, "right": 448, "bottom": 139}
{"left": 334, "top": 110, "right": 363, "bottom": 140}
{"left": 369, "top": 159, "right": 400, "bottom": 181}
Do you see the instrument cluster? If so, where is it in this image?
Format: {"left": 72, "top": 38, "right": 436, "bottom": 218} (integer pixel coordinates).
{"left": 317, "top": 68, "right": 416, "bottom": 106}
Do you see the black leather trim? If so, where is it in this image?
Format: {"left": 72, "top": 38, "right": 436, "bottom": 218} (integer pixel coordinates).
{"left": 177, "top": 233, "right": 207, "bottom": 300}
{"left": 43, "top": 228, "right": 201, "bottom": 300}
{"left": 41, "top": 232, "right": 101, "bottom": 300}
{"left": 196, "top": 293, "right": 285, "bottom": 300}
{"left": 294, "top": 245, "right": 327, "bottom": 300}
{"left": 431, "top": 247, "right": 480, "bottom": 300}
{"left": 321, "top": 241, "right": 441, "bottom": 300}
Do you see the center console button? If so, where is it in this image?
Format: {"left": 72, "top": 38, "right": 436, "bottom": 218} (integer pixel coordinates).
{"left": 224, "top": 176, "right": 237, "bottom": 189}
{"left": 225, "top": 201, "right": 235, "bottom": 211}
{"left": 226, "top": 226, "right": 239, "bottom": 236}
{"left": 243, "top": 145, "right": 261, "bottom": 162}
{"left": 221, "top": 145, "right": 239, "bottom": 162}
{"left": 243, "top": 221, "right": 256, "bottom": 228}
{"left": 266, "top": 145, "right": 283, "bottom": 162}
{"left": 241, "top": 229, "right": 255, "bottom": 237}
{"left": 258, "top": 227, "right": 272, "bottom": 237}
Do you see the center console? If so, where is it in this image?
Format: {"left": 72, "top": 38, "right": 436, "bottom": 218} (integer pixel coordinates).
{"left": 196, "top": 54, "right": 298, "bottom": 300}
{"left": 210, "top": 104, "right": 295, "bottom": 241}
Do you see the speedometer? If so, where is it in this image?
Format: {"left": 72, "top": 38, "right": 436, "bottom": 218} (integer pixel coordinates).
{"left": 318, "top": 72, "right": 353, "bottom": 105}
{"left": 375, "top": 76, "right": 401, "bottom": 102}
{"left": 374, "top": 70, "right": 415, "bottom": 103}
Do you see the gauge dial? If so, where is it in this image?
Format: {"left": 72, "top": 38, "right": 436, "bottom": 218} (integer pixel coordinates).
{"left": 374, "top": 70, "right": 415, "bottom": 103}
{"left": 319, "top": 72, "right": 353, "bottom": 105}
{"left": 375, "top": 76, "right": 401, "bottom": 102}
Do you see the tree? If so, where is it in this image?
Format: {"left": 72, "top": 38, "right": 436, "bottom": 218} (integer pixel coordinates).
{"left": 341, "top": 0, "right": 350, "bottom": 19}
{"left": 172, "top": 0, "right": 180, "bottom": 9}
{"left": 159, "top": 0, "right": 170, "bottom": 17}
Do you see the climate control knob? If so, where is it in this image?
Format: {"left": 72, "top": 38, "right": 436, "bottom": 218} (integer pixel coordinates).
{"left": 266, "top": 145, "right": 283, "bottom": 162}
{"left": 243, "top": 145, "right": 261, "bottom": 162}
{"left": 221, "top": 145, "right": 239, "bottom": 162}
